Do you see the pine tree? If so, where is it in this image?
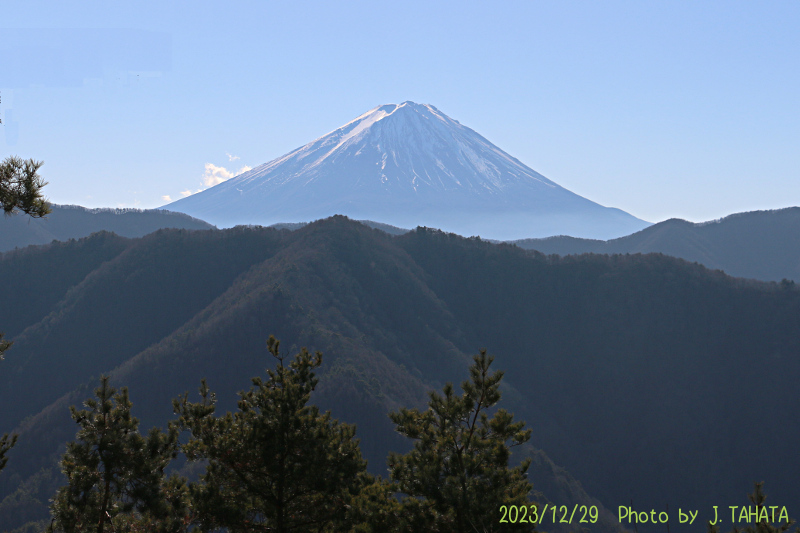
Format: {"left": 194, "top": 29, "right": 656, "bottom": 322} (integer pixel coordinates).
{"left": 0, "top": 154, "right": 51, "bottom": 476}
{"left": 48, "top": 376, "right": 186, "bottom": 533}
{"left": 0, "top": 157, "right": 51, "bottom": 481}
{"left": 0, "top": 432, "right": 17, "bottom": 474}
{"left": 0, "top": 156, "right": 51, "bottom": 218}
{"left": 174, "top": 336, "right": 368, "bottom": 532}
{"left": 0, "top": 333, "right": 10, "bottom": 361}
{"left": 0, "top": 156, "right": 50, "bottom": 362}
{"left": 388, "top": 350, "right": 535, "bottom": 532}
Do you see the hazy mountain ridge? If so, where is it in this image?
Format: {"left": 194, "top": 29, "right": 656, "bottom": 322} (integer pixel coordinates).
{"left": 2, "top": 217, "right": 799, "bottom": 531}
{"left": 0, "top": 204, "right": 215, "bottom": 252}
{"left": 5, "top": 202, "right": 798, "bottom": 283}
{"left": 164, "top": 102, "right": 649, "bottom": 240}
{"left": 512, "top": 207, "right": 800, "bottom": 281}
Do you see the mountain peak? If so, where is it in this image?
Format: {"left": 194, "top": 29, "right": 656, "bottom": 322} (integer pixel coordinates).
{"left": 164, "top": 103, "right": 650, "bottom": 240}
{"left": 338, "top": 101, "right": 446, "bottom": 138}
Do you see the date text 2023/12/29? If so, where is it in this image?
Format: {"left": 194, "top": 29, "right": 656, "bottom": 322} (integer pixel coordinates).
{"left": 499, "top": 504, "right": 598, "bottom": 525}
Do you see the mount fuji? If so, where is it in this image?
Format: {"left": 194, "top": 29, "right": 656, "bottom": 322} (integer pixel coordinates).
{"left": 163, "top": 102, "right": 650, "bottom": 240}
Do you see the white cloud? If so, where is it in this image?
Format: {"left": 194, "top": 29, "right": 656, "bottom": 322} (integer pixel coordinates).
{"left": 200, "top": 163, "right": 252, "bottom": 189}
{"left": 203, "top": 163, "right": 235, "bottom": 187}
{"left": 180, "top": 189, "right": 193, "bottom": 197}
{"left": 162, "top": 195, "right": 173, "bottom": 203}
{"left": 227, "top": 152, "right": 240, "bottom": 161}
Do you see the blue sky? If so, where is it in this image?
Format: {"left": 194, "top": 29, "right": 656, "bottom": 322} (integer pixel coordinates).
{"left": 2, "top": 0, "right": 798, "bottom": 223}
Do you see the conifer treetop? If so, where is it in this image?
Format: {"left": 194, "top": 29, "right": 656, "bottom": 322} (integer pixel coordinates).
{"left": 388, "top": 350, "right": 535, "bottom": 532}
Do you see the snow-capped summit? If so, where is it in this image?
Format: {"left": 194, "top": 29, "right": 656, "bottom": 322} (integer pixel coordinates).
{"left": 164, "top": 102, "right": 649, "bottom": 240}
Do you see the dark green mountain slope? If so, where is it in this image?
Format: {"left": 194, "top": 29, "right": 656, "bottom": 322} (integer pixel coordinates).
{"left": 0, "top": 232, "right": 130, "bottom": 338}
{"left": 0, "top": 219, "right": 622, "bottom": 533}
{"left": 0, "top": 226, "right": 285, "bottom": 432}
{"left": 512, "top": 207, "right": 800, "bottom": 281}
{"left": 2, "top": 217, "right": 799, "bottom": 531}
{"left": 0, "top": 204, "right": 215, "bottom": 252}
{"left": 397, "top": 228, "right": 800, "bottom": 510}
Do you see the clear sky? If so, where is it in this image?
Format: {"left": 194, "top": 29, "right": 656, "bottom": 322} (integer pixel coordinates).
{"left": 2, "top": 0, "right": 798, "bottom": 223}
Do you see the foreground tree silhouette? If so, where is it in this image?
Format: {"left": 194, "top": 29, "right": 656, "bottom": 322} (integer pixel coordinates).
{"left": 0, "top": 342, "right": 15, "bottom": 475}
{"left": 1, "top": 156, "right": 51, "bottom": 476}
{"left": 388, "top": 350, "right": 535, "bottom": 532}
{"left": 0, "top": 333, "right": 10, "bottom": 362}
{"left": 0, "top": 155, "right": 51, "bottom": 218}
{"left": 0, "top": 157, "right": 48, "bottom": 355}
{"left": 174, "top": 336, "right": 368, "bottom": 532}
{"left": 0, "top": 433, "right": 17, "bottom": 474}
{"left": 0, "top": 156, "right": 51, "bottom": 360}
{"left": 47, "top": 377, "right": 186, "bottom": 533}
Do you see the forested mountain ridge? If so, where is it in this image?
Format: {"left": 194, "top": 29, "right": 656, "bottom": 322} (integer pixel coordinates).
{"left": 0, "top": 221, "right": 622, "bottom": 532}
{"left": 2, "top": 216, "right": 799, "bottom": 531}
{"left": 512, "top": 207, "right": 800, "bottom": 281}
{"left": 0, "top": 231, "right": 131, "bottom": 339}
{"left": 0, "top": 204, "right": 215, "bottom": 252}
{"left": 5, "top": 204, "right": 800, "bottom": 283}
{"left": 0, "top": 226, "right": 283, "bottom": 432}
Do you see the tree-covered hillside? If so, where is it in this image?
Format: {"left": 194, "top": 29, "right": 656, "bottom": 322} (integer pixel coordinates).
{"left": 512, "top": 207, "right": 800, "bottom": 282}
{"left": 1, "top": 216, "right": 799, "bottom": 531}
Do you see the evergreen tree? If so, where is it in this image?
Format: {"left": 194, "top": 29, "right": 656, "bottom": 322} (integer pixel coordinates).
{"left": 0, "top": 332, "right": 10, "bottom": 361}
{"left": 0, "top": 156, "right": 51, "bottom": 218}
{"left": 0, "top": 156, "right": 50, "bottom": 476}
{"left": 345, "top": 476, "right": 438, "bottom": 533}
{"left": 1, "top": 156, "right": 50, "bottom": 360}
{"left": 0, "top": 432, "right": 17, "bottom": 474}
{"left": 174, "top": 336, "right": 368, "bottom": 532}
{"left": 48, "top": 376, "right": 186, "bottom": 533}
{"left": 388, "top": 350, "right": 535, "bottom": 532}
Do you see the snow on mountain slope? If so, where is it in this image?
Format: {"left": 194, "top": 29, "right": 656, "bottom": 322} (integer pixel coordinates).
{"left": 164, "top": 102, "right": 650, "bottom": 240}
